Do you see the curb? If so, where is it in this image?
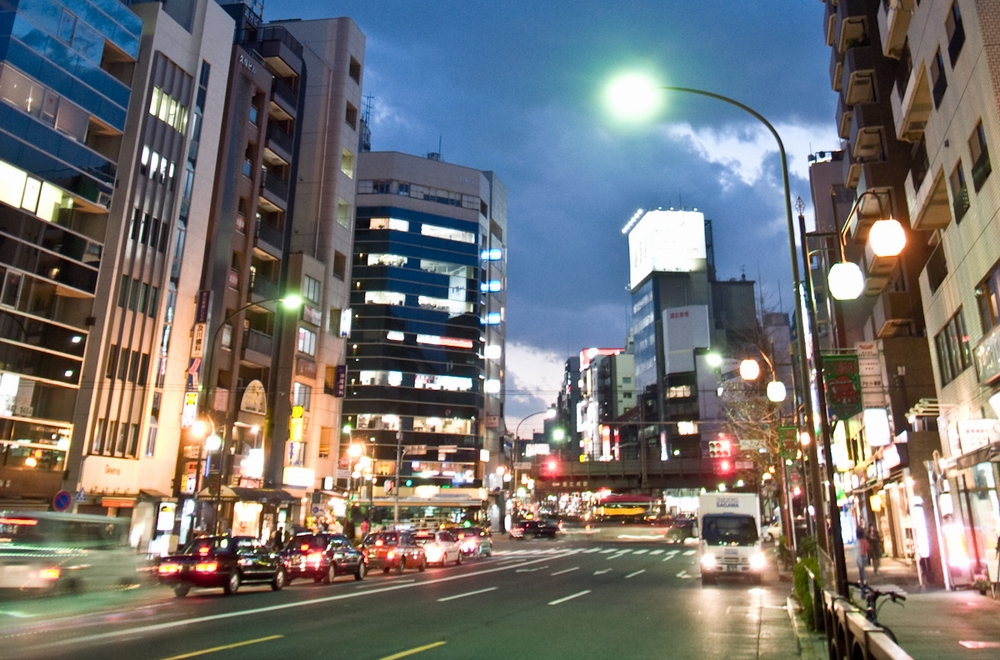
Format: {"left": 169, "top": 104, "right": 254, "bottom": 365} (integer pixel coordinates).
{"left": 786, "top": 594, "right": 828, "bottom": 659}
{"left": 786, "top": 596, "right": 803, "bottom": 656}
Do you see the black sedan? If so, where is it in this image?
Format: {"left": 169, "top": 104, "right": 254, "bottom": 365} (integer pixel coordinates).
{"left": 280, "top": 532, "right": 367, "bottom": 584}
{"left": 157, "top": 535, "right": 286, "bottom": 597}
{"left": 509, "top": 519, "right": 559, "bottom": 540}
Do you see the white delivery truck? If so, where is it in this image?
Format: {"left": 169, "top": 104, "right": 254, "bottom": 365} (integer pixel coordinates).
{"left": 698, "top": 492, "right": 765, "bottom": 585}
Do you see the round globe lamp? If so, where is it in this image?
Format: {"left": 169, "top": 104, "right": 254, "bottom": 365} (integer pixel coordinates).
{"left": 766, "top": 380, "right": 787, "bottom": 403}
{"left": 739, "top": 358, "right": 761, "bottom": 381}
{"left": 868, "top": 219, "right": 906, "bottom": 257}
{"left": 828, "top": 261, "right": 865, "bottom": 300}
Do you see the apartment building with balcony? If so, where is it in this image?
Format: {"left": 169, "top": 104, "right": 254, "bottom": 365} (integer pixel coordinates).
{"left": 0, "top": 0, "right": 142, "bottom": 509}
{"left": 168, "top": 1, "right": 345, "bottom": 543}
{"left": 817, "top": 0, "right": 1000, "bottom": 588}
{"left": 345, "top": 151, "right": 507, "bottom": 501}
{"left": 271, "top": 16, "right": 365, "bottom": 529}
{"left": 885, "top": 0, "right": 1000, "bottom": 588}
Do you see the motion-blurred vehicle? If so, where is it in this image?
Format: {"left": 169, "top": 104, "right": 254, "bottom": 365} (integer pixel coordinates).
{"left": 763, "top": 521, "right": 782, "bottom": 543}
{"left": 361, "top": 531, "right": 426, "bottom": 574}
{"left": 455, "top": 526, "right": 492, "bottom": 558}
{"left": 413, "top": 529, "right": 462, "bottom": 566}
{"left": 665, "top": 515, "right": 697, "bottom": 543}
{"left": 280, "top": 532, "right": 366, "bottom": 583}
{"left": 157, "top": 535, "right": 286, "bottom": 597}
{"left": 509, "top": 519, "right": 559, "bottom": 540}
{"left": 0, "top": 512, "right": 148, "bottom": 592}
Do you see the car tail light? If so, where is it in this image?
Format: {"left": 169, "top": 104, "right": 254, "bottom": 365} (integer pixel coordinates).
{"left": 158, "top": 564, "right": 181, "bottom": 575}
{"left": 307, "top": 552, "right": 323, "bottom": 565}
{"left": 39, "top": 568, "right": 60, "bottom": 580}
{"left": 195, "top": 561, "right": 219, "bottom": 573}
{"left": 300, "top": 544, "right": 311, "bottom": 551}
{"left": 375, "top": 539, "right": 384, "bottom": 547}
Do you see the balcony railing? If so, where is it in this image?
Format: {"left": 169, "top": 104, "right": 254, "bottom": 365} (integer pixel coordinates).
{"left": 244, "top": 329, "right": 274, "bottom": 357}
{"left": 249, "top": 274, "right": 279, "bottom": 300}
{"left": 266, "top": 123, "right": 293, "bottom": 157}
{"left": 272, "top": 76, "right": 298, "bottom": 112}
{"left": 926, "top": 241, "right": 949, "bottom": 294}
{"left": 255, "top": 219, "right": 283, "bottom": 252}
{"left": 260, "top": 170, "right": 289, "bottom": 202}
{"left": 972, "top": 152, "right": 992, "bottom": 193}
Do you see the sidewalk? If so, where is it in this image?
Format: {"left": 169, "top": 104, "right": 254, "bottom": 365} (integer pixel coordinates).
{"left": 786, "top": 542, "right": 1000, "bottom": 659}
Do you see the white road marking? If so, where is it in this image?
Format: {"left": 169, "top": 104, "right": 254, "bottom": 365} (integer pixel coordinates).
{"left": 600, "top": 548, "right": 617, "bottom": 554}
{"left": 548, "top": 590, "right": 591, "bottom": 606}
{"left": 21, "top": 553, "right": 574, "bottom": 651}
{"left": 437, "top": 587, "right": 498, "bottom": 602}
{"left": 676, "top": 570, "right": 693, "bottom": 579}
{"left": 357, "top": 579, "right": 414, "bottom": 588}
{"left": 593, "top": 568, "right": 612, "bottom": 575}
{"left": 625, "top": 570, "right": 646, "bottom": 579}
{"left": 649, "top": 549, "right": 664, "bottom": 555}
{"left": 0, "top": 611, "right": 35, "bottom": 619}
{"left": 583, "top": 548, "right": 602, "bottom": 554}
{"left": 632, "top": 549, "right": 648, "bottom": 555}
{"left": 515, "top": 566, "right": 548, "bottom": 573}
{"left": 682, "top": 550, "right": 696, "bottom": 556}
{"left": 551, "top": 567, "right": 579, "bottom": 576}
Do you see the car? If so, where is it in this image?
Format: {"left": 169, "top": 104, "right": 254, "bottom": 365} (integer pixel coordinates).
{"left": 280, "top": 532, "right": 367, "bottom": 584}
{"left": 157, "top": 535, "right": 286, "bottom": 597}
{"left": 413, "top": 529, "right": 463, "bottom": 566}
{"left": 665, "top": 516, "right": 697, "bottom": 543}
{"left": 764, "top": 521, "right": 782, "bottom": 543}
{"left": 455, "top": 526, "right": 493, "bottom": 558}
{"left": 361, "top": 531, "right": 427, "bottom": 574}
{"left": 509, "top": 519, "right": 559, "bottom": 540}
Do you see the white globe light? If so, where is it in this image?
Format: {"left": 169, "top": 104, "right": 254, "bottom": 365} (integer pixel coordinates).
{"left": 605, "top": 73, "right": 662, "bottom": 122}
{"left": 868, "top": 219, "right": 906, "bottom": 257}
{"left": 766, "top": 380, "right": 787, "bottom": 402}
{"left": 739, "top": 359, "right": 761, "bottom": 381}
{"left": 828, "top": 261, "right": 865, "bottom": 300}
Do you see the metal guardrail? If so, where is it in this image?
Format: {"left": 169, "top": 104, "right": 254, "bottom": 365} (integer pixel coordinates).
{"left": 813, "top": 584, "right": 914, "bottom": 660}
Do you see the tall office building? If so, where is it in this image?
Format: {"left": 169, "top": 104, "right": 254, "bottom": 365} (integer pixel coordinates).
{"left": 625, "top": 209, "right": 757, "bottom": 462}
{"left": 62, "top": 0, "right": 234, "bottom": 551}
{"left": 0, "top": 0, "right": 142, "bottom": 509}
{"left": 345, "top": 151, "right": 507, "bottom": 499}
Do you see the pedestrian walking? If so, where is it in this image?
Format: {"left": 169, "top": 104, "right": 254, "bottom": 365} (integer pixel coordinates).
{"left": 856, "top": 532, "right": 870, "bottom": 585}
{"left": 868, "top": 526, "right": 882, "bottom": 575}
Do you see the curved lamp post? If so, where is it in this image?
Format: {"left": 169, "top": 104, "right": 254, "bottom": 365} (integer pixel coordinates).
{"left": 605, "top": 75, "right": 848, "bottom": 596}
{"left": 202, "top": 294, "right": 302, "bottom": 534}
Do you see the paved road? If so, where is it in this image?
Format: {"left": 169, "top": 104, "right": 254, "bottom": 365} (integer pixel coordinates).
{"left": 1, "top": 536, "right": 799, "bottom": 660}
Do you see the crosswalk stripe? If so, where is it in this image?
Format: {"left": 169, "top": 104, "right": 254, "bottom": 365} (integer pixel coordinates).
{"left": 683, "top": 550, "right": 696, "bottom": 556}
{"left": 583, "top": 547, "right": 602, "bottom": 554}
{"left": 600, "top": 549, "right": 616, "bottom": 554}
{"left": 632, "top": 549, "right": 648, "bottom": 555}
{"left": 649, "top": 549, "right": 664, "bottom": 555}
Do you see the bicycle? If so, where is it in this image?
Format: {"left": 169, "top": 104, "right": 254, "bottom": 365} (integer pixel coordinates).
{"left": 848, "top": 581, "right": 906, "bottom": 644}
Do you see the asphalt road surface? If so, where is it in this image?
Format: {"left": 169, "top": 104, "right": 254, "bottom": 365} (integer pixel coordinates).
{"left": 1, "top": 530, "right": 799, "bottom": 660}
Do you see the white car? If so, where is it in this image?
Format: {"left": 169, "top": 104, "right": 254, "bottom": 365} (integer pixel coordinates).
{"left": 764, "top": 521, "right": 782, "bottom": 542}
{"left": 413, "top": 530, "right": 463, "bottom": 566}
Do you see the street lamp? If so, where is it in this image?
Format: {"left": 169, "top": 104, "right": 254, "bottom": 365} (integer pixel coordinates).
{"left": 201, "top": 294, "right": 302, "bottom": 534}
{"left": 605, "top": 75, "right": 848, "bottom": 596}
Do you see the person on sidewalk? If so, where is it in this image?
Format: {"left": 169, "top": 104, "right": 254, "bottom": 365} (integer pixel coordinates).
{"left": 868, "top": 525, "right": 882, "bottom": 576}
{"left": 857, "top": 530, "right": 870, "bottom": 585}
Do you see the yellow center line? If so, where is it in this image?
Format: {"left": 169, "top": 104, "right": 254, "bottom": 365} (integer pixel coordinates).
{"left": 160, "top": 634, "right": 284, "bottom": 660}
{"left": 379, "top": 641, "right": 447, "bottom": 660}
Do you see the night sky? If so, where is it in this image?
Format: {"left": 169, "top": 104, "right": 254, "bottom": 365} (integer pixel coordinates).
{"left": 265, "top": 0, "right": 841, "bottom": 434}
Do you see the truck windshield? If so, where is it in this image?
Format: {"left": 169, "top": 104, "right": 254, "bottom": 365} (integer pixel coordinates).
{"left": 702, "top": 514, "right": 758, "bottom": 545}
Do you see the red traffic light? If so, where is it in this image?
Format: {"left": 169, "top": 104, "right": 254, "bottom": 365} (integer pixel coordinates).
{"left": 543, "top": 459, "right": 559, "bottom": 475}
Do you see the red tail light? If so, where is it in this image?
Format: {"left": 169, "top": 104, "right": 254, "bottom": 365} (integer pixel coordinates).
{"left": 307, "top": 552, "right": 323, "bottom": 564}
{"left": 195, "top": 561, "right": 219, "bottom": 573}
{"left": 39, "top": 568, "right": 60, "bottom": 580}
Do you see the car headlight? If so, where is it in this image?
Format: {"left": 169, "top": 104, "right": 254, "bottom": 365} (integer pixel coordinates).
{"left": 700, "top": 554, "right": 717, "bottom": 569}
{"left": 750, "top": 552, "right": 766, "bottom": 571}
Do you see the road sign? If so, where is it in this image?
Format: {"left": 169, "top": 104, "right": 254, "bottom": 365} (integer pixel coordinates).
{"left": 75, "top": 488, "right": 87, "bottom": 502}
{"left": 407, "top": 445, "right": 427, "bottom": 454}
{"left": 53, "top": 490, "right": 72, "bottom": 512}
{"left": 514, "top": 462, "right": 532, "bottom": 470}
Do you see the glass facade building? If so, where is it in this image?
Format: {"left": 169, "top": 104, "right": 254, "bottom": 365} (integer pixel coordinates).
{"left": 346, "top": 151, "right": 506, "bottom": 490}
{"left": 0, "top": 0, "right": 141, "bottom": 506}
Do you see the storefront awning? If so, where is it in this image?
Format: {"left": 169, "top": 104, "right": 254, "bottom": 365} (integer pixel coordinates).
{"left": 229, "top": 487, "right": 299, "bottom": 505}
{"left": 139, "top": 489, "right": 173, "bottom": 500}
{"left": 953, "top": 441, "right": 1000, "bottom": 470}
{"left": 196, "top": 486, "right": 240, "bottom": 501}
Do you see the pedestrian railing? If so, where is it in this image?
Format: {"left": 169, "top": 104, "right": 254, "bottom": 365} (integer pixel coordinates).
{"left": 803, "top": 561, "right": 913, "bottom": 660}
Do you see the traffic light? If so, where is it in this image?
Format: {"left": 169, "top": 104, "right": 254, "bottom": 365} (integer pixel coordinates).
{"left": 708, "top": 438, "right": 731, "bottom": 458}
{"left": 542, "top": 458, "right": 559, "bottom": 476}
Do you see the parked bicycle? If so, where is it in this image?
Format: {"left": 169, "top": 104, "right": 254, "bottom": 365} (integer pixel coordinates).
{"left": 848, "top": 581, "right": 906, "bottom": 644}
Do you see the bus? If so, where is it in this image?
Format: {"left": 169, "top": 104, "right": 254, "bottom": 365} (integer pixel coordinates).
{"left": 590, "top": 494, "right": 664, "bottom": 523}
{"left": 0, "top": 511, "right": 150, "bottom": 591}
{"left": 350, "top": 494, "right": 485, "bottom": 531}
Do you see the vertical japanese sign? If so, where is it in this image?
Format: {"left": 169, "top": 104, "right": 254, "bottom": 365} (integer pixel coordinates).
{"left": 822, "top": 354, "right": 862, "bottom": 421}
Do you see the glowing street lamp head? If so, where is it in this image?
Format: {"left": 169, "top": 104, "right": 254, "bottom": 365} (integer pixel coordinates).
{"left": 605, "top": 73, "right": 662, "bottom": 122}
{"left": 739, "top": 358, "right": 761, "bottom": 381}
{"left": 868, "top": 219, "right": 906, "bottom": 257}
{"left": 828, "top": 261, "right": 865, "bottom": 300}
{"left": 766, "top": 380, "right": 787, "bottom": 403}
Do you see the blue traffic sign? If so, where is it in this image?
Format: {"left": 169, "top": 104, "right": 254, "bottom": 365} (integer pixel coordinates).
{"left": 52, "top": 490, "right": 72, "bottom": 512}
